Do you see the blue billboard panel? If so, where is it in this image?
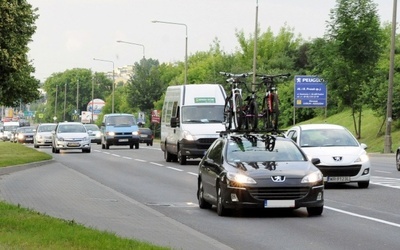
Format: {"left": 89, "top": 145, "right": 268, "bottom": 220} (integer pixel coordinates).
{"left": 294, "top": 76, "right": 327, "bottom": 107}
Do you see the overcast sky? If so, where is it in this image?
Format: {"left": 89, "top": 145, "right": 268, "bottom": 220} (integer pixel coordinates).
{"left": 27, "top": 0, "right": 395, "bottom": 81}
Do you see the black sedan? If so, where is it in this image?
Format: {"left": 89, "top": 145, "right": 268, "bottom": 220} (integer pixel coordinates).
{"left": 197, "top": 132, "right": 324, "bottom": 216}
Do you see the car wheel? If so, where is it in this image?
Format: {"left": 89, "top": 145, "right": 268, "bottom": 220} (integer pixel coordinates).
{"left": 150, "top": 141, "right": 153, "bottom": 146}
{"left": 130, "top": 144, "right": 134, "bottom": 149}
{"left": 105, "top": 141, "right": 109, "bottom": 149}
{"left": 135, "top": 143, "right": 139, "bottom": 149}
{"left": 165, "top": 144, "right": 172, "bottom": 162}
{"left": 34, "top": 144, "right": 39, "bottom": 148}
{"left": 358, "top": 181, "right": 369, "bottom": 188}
{"left": 396, "top": 152, "right": 400, "bottom": 171}
{"left": 178, "top": 149, "right": 187, "bottom": 165}
{"left": 198, "top": 180, "right": 212, "bottom": 209}
{"left": 217, "top": 186, "right": 229, "bottom": 216}
{"left": 54, "top": 147, "right": 60, "bottom": 154}
{"left": 307, "top": 206, "right": 323, "bottom": 216}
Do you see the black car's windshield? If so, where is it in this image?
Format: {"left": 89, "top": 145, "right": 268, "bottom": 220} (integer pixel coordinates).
{"left": 182, "top": 106, "right": 224, "bottom": 123}
{"left": 227, "top": 138, "right": 306, "bottom": 162}
{"left": 300, "top": 129, "right": 359, "bottom": 147}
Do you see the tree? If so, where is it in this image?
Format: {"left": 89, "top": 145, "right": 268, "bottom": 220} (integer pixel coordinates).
{"left": 319, "top": 0, "right": 383, "bottom": 138}
{"left": 126, "top": 58, "right": 166, "bottom": 116}
{"left": 0, "top": 1, "right": 40, "bottom": 107}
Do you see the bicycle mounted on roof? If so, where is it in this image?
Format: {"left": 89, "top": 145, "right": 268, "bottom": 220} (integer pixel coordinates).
{"left": 219, "top": 71, "right": 252, "bottom": 131}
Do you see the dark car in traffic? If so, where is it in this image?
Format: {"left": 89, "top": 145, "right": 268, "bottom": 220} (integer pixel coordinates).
{"left": 197, "top": 132, "right": 324, "bottom": 216}
{"left": 13, "top": 126, "right": 36, "bottom": 144}
{"left": 139, "top": 128, "right": 153, "bottom": 146}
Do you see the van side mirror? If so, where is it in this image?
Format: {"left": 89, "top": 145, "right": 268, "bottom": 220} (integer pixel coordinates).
{"left": 170, "top": 117, "right": 179, "bottom": 128}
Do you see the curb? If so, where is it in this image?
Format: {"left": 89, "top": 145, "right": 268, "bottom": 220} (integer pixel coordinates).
{"left": 0, "top": 159, "right": 55, "bottom": 176}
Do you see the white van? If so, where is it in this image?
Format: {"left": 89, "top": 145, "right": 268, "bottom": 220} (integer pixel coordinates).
{"left": 161, "top": 84, "right": 227, "bottom": 165}
{"left": 1, "top": 121, "right": 20, "bottom": 141}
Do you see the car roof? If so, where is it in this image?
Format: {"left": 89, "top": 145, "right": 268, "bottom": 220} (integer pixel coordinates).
{"left": 58, "top": 122, "right": 84, "bottom": 125}
{"left": 294, "top": 124, "right": 345, "bottom": 130}
{"left": 104, "top": 113, "right": 134, "bottom": 117}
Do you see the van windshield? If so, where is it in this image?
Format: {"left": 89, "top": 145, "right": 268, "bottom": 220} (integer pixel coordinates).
{"left": 182, "top": 106, "right": 224, "bottom": 123}
{"left": 106, "top": 116, "right": 136, "bottom": 126}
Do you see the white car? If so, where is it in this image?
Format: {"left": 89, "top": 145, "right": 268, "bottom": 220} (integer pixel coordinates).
{"left": 52, "top": 122, "right": 91, "bottom": 153}
{"left": 286, "top": 124, "right": 370, "bottom": 188}
{"left": 34, "top": 123, "right": 57, "bottom": 148}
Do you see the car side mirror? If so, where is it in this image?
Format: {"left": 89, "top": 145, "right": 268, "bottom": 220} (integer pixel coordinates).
{"left": 311, "top": 158, "right": 321, "bottom": 165}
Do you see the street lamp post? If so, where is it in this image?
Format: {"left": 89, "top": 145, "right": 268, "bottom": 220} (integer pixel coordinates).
{"left": 63, "top": 82, "right": 67, "bottom": 121}
{"left": 93, "top": 58, "right": 115, "bottom": 113}
{"left": 152, "top": 20, "right": 188, "bottom": 84}
{"left": 117, "top": 40, "right": 146, "bottom": 59}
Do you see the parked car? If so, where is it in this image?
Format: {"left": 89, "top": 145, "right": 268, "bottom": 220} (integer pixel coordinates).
{"left": 139, "top": 128, "right": 153, "bottom": 146}
{"left": 197, "top": 132, "right": 324, "bottom": 216}
{"left": 51, "top": 122, "right": 91, "bottom": 153}
{"left": 84, "top": 124, "right": 101, "bottom": 144}
{"left": 286, "top": 124, "right": 370, "bottom": 188}
{"left": 13, "top": 126, "right": 36, "bottom": 143}
{"left": 34, "top": 123, "right": 57, "bottom": 148}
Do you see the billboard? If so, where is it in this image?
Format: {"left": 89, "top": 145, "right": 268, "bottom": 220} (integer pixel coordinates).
{"left": 86, "top": 99, "right": 105, "bottom": 121}
{"left": 294, "top": 76, "right": 327, "bottom": 107}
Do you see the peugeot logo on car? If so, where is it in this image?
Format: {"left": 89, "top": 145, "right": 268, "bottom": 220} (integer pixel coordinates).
{"left": 271, "top": 176, "right": 286, "bottom": 182}
{"left": 333, "top": 156, "right": 343, "bottom": 162}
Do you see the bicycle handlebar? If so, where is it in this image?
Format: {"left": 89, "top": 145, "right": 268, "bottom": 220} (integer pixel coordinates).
{"left": 219, "top": 72, "right": 253, "bottom": 78}
{"left": 256, "top": 73, "right": 291, "bottom": 80}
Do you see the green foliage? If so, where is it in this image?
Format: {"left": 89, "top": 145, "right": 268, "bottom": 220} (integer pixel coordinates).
{"left": 0, "top": 1, "right": 40, "bottom": 106}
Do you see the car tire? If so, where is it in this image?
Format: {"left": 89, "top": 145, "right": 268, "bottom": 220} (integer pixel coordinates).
{"left": 165, "top": 143, "right": 172, "bottom": 162}
{"left": 178, "top": 149, "right": 187, "bottom": 165}
{"left": 130, "top": 144, "right": 134, "bottom": 149}
{"left": 34, "top": 144, "right": 39, "bottom": 148}
{"left": 307, "top": 206, "right": 323, "bottom": 216}
{"left": 198, "top": 181, "right": 212, "bottom": 209}
{"left": 150, "top": 141, "right": 153, "bottom": 146}
{"left": 396, "top": 152, "right": 400, "bottom": 171}
{"left": 54, "top": 147, "right": 60, "bottom": 154}
{"left": 135, "top": 143, "right": 139, "bottom": 149}
{"left": 358, "top": 181, "right": 369, "bottom": 188}
{"left": 82, "top": 148, "right": 91, "bottom": 153}
{"left": 217, "top": 186, "right": 229, "bottom": 216}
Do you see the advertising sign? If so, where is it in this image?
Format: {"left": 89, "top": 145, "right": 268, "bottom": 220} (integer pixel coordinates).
{"left": 86, "top": 99, "right": 105, "bottom": 121}
{"left": 294, "top": 76, "right": 327, "bottom": 107}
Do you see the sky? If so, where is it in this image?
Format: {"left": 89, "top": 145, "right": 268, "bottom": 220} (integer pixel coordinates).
{"left": 27, "top": 0, "right": 396, "bottom": 82}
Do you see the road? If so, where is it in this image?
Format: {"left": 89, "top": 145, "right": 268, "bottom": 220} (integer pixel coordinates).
{"left": 1, "top": 142, "right": 400, "bottom": 250}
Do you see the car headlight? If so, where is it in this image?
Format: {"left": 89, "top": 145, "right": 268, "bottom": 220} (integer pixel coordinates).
{"left": 82, "top": 137, "right": 88, "bottom": 141}
{"left": 227, "top": 172, "right": 256, "bottom": 184}
{"left": 302, "top": 171, "right": 323, "bottom": 183}
{"left": 132, "top": 131, "right": 139, "bottom": 136}
{"left": 107, "top": 131, "right": 115, "bottom": 136}
{"left": 355, "top": 153, "right": 369, "bottom": 163}
{"left": 182, "top": 130, "right": 195, "bottom": 141}
{"left": 18, "top": 134, "right": 24, "bottom": 139}
{"left": 57, "top": 137, "right": 65, "bottom": 141}
{"left": 95, "top": 131, "right": 101, "bottom": 137}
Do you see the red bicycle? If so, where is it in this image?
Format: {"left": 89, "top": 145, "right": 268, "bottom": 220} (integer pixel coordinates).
{"left": 256, "top": 73, "right": 290, "bottom": 131}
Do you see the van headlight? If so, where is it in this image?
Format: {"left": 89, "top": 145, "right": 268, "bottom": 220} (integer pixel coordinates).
{"left": 132, "top": 131, "right": 139, "bottom": 136}
{"left": 182, "top": 130, "right": 196, "bottom": 141}
{"left": 107, "top": 131, "right": 115, "bottom": 136}
{"left": 302, "top": 171, "right": 323, "bottom": 183}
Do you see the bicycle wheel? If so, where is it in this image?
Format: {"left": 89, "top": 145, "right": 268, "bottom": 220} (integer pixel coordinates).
{"left": 261, "top": 96, "right": 270, "bottom": 130}
{"left": 234, "top": 94, "right": 244, "bottom": 130}
{"left": 246, "top": 100, "right": 258, "bottom": 131}
{"left": 224, "top": 98, "right": 233, "bottom": 130}
{"left": 270, "top": 93, "right": 280, "bottom": 130}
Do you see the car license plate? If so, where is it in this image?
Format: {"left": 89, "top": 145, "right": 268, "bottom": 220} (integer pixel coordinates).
{"left": 26, "top": 138, "right": 33, "bottom": 141}
{"left": 327, "top": 176, "right": 350, "bottom": 183}
{"left": 264, "top": 200, "right": 295, "bottom": 208}
{"left": 140, "top": 134, "right": 147, "bottom": 138}
{"left": 67, "top": 143, "right": 79, "bottom": 147}
{"left": 119, "top": 139, "right": 128, "bottom": 142}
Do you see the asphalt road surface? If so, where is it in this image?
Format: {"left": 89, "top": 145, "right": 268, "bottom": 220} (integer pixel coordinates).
{"left": 1, "top": 142, "right": 399, "bottom": 250}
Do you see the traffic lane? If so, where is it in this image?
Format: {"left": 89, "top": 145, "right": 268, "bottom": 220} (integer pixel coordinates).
{"left": 369, "top": 154, "right": 398, "bottom": 177}
{"left": 30, "top": 145, "right": 400, "bottom": 249}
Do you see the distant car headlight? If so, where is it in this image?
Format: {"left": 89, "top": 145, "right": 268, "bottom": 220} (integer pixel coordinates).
{"left": 82, "top": 137, "right": 89, "bottom": 141}
{"left": 17, "top": 134, "right": 24, "bottom": 139}
{"left": 182, "top": 130, "right": 195, "bottom": 141}
{"left": 132, "top": 131, "right": 139, "bottom": 136}
{"left": 57, "top": 137, "right": 65, "bottom": 141}
{"left": 302, "top": 171, "right": 323, "bottom": 183}
{"left": 95, "top": 131, "right": 101, "bottom": 137}
{"left": 355, "top": 153, "right": 369, "bottom": 163}
{"left": 107, "top": 131, "right": 115, "bottom": 136}
{"left": 227, "top": 172, "right": 256, "bottom": 184}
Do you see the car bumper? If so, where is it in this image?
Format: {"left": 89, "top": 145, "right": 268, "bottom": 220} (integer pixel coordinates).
{"left": 54, "top": 140, "right": 91, "bottom": 150}
{"left": 179, "top": 138, "right": 218, "bottom": 158}
{"left": 318, "top": 163, "right": 371, "bottom": 184}
{"left": 105, "top": 136, "right": 139, "bottom": 145}
{"left": 220, "top": 183, "right": 324, "bottom": 210}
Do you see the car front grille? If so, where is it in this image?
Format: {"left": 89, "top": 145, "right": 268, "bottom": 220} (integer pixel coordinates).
{"left": 197, "top": 138, "right": 217, "bottom": 149}
{"left": 115, "top": 132, "right": 133, "bottom": 136}
{"left": 248, "top": 187, "right": 310, "bottom": 200}
{"left": 317, "top": 165, "right": 362, "bottom": 177}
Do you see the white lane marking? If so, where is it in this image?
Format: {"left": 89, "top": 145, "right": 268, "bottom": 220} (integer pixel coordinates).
{"left": 371, "top": 176, "right": 400, "bottom": 189}
{"left": 122, "top": 156, "right": 132, "bottom": 160}
{"left": 112, "top": 154, "right": 121, "bottom": 157}
{"left": 103, "top": 152, "right": 111, "bottom": 155}
{"left": 167, "top": 167, "right": 184, "bottom": 172}
{"left": 135, "top": 159, "right": 147, "bottom": 162}
{"left": 325, "top": 206, "right": 400, "bottom": 228}
{"left": 150, "top": 162, "right": 164, "bottom": 166}
{"left": 187, "top": 172, "right": 198, "bottom": 176}
{"left": 374, "top": 170, "right": 391, "bottom": 174}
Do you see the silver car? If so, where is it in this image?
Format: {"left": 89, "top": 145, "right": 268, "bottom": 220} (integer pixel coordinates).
{"left": 34, "top": 123, "right": 57, "bottom": 148}
{"left": 51, "top": 122, "right": 91, "bottom": 153}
